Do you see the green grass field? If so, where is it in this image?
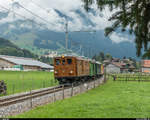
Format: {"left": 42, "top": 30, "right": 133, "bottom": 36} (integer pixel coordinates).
{"left": 0, "top": 71, "right": 57, "bottom": 96}
{"left": 12, "top": 75, "right": 150, "bottom": 118}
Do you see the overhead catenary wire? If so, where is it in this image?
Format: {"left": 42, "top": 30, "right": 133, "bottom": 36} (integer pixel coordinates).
{"left": 30, "top": 0, "right": 65, "bottom": 31}
{"left": 0, "top": 4, "right": 46, "bottom": 28}
{"left": 30, "top": 0, "right": 49, "bottom": 13}
{"left": 8, "top": 0, "right": 55, "bottom": 27}
{"left": 18, "top": 3, "right": 55, "bottom": 26}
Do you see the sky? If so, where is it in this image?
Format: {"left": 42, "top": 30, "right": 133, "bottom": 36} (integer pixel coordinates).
{"left": 0, "top": 0, "right": 134, "bottom": 44}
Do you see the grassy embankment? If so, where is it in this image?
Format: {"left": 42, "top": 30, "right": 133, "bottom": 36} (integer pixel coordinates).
{"left": 0, "top": 71, "right": 57, "bottom": 96}
{"left": 12, "top": 75, "right": 150, "bottom": 118}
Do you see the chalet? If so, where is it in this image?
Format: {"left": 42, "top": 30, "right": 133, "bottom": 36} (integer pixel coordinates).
{"left": 0, "top": 55, "right": 53, "bottom": 71}
{"left": 141, "top": 60, "right": 150, "bottom": 73}
{"left": 106, "top": 62, "right": 136, "bottom": 73}
{"left": 106, "top": 62, "right": 123, "bottom": 73}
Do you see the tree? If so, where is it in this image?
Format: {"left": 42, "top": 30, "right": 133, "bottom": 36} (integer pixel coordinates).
{"left": 92, "top": 52, "right": 112, "bottom": 62}
{"left": 82, "top": 0, "right": 150, "bottom": 57}
{"left": 99, "top": 52, "right": 105, "bottom": 61}
{"left": 105, "top": 53, "right": 112, "bottom": 60}
{"left": 123, "top": 56, "right": 126, "bottom": 59}
{"left": 92, "top": 54, "right": 97, "bottom": 60}
{"left": 142, "top": 50, "right": 150, "bottom": 59}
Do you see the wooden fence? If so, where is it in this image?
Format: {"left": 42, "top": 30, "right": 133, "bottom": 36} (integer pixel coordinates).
{"left": 108, "top": 73, "right": 150, "bottom": 82}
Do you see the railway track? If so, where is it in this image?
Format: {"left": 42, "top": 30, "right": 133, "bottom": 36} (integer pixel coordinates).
{"left": 0, "top": 85, "right": 67, "bottom": 107}
{"left": 0, "top": 78, "right": 102, "bottom": 108}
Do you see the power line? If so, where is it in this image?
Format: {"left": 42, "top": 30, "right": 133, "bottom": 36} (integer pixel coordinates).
{"left": 30, "top": 0, "right": 49, "bottom": 13}
{"left": 0, "top": 4, "right": 45, "bottom": 28}
{"left": 17, "top": 2, "right": 54, "bottom": 26}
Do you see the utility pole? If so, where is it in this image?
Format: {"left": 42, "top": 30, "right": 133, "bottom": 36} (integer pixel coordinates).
{"left": 65, "top": 21, "right": 69, "bottom": 50}
{"left": 64, "top": 20, "right": 96, "bottom": 56}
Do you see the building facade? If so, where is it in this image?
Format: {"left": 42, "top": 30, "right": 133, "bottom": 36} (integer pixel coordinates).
{"left": 141, "top": 60, "right": 150, "bottom": 73}
{"left": 106, "top": 64, "right": 121, "bottom": 73}
{"left": 0, "top": 55, "right": 53, "bottom": 71}
{"left": 0, "top": 58, "right": 14, "bottom": 69}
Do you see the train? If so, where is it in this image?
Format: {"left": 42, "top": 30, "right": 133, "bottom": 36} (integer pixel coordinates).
{"left": 54, "top": 55, "right": 104, "bottom": 85}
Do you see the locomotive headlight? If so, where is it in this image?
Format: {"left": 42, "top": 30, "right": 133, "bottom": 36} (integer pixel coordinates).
{"left": 70, "top": 70, "right": 73, "bottom": 74}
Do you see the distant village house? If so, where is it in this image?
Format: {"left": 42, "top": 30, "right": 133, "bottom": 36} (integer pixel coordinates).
{"left": 43, "top": 51, "right": 58, "bottom": 58}
{"left": 141, "top": 60, "right": 150, "bottom": 73}
{"left": 105, "top": 58, "right": 136, "bottom": 73}
{"left": 0, "top": 55, "right": 53, "bottom": 71}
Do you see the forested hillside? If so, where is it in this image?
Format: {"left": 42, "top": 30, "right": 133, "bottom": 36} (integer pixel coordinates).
{"left": 0, "top": 38, "right": 37, "bottom": 58}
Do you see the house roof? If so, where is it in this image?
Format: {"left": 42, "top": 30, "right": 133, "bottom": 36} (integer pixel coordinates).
{"left": 0, "top": 55, "right": 53, "bottom": 69}
{"left": 112, "top": 62, "right": 126, "bottom": 68}
{"left": 112, "top": 58, "right": 120, "bottom": 62}
{"left": 129, "top": 65, "right": 136, "bottom": 69}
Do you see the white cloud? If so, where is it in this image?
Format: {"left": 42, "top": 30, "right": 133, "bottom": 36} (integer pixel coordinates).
{"left": 0, "top": 0, "right": 110, "bottom": 30}
{"left": 110, "top": 32, "right": 134, "bottom": 43}
{"left": 0, "top": 0, "right": 133, "bottom": 43}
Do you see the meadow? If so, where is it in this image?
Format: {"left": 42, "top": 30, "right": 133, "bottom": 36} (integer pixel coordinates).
{"left": 0, "top": 71, "right": 57, "bottom": 96}
{"left": 13, "top": 75, "right": 150, "bottom": 118}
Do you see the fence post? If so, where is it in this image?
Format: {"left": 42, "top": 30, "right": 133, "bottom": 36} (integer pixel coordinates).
{"left": 104, "top": 68, "right": 106, "bottom": 83}
{"left": 94, "top": 79, "right": 95, "bottom": 88}
{"left": 53, "top": 88, "right": 56, "bottom": 102}
{"left": 12, "top": 84, "right": 15, "bottom": 95}
{"left": 98, "top": 77, "right": 100, "bottom": 85}
{"left": 113, "top": 76, "right": 116, "bottom": 82}
{"left": 54, "top": 79, "right": 57, "bottom": 84}
{"left": 80, "top": 82, "right": 82, "bottom": 93}
{"left": 32, "top": 79, "right": 33, "bottom": 91}
{"left": 138, "top": 74, "right": 140, "bottom": 82}
{"left": 30, "top": 89, "right": 32, "bottom": 108}
{"left": 71, "top": 83, "right": 74, "bottom": 97}
{"left": 87, "top": 83, "right": 88, "bottom": 90}
{"left": 22, "top": 78, "right": 24, "bottom": 93}
{"left": 22, "top": 73, "right": 25, "bottom": 90}
{"left": 62, "top": 85, "right": 64, "bottom": 100}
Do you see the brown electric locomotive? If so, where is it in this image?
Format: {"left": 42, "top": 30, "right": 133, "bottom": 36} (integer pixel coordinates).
{"left": 54, "top": 55, "right": 104, "bottom": 85}
{"left": 54, "top": 56, "right": 90, "bottom": 84}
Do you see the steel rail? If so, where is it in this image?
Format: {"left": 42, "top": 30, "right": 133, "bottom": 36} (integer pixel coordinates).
{"left": 0, "top": 85, "right": 65, "bottom": 107}
{"left": 0, "top": 77, "right": 103, "bottom": 107}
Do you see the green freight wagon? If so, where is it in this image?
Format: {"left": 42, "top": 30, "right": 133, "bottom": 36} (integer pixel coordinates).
{"left": 89, "top": 61, "right": 96, "bottom": 77}
{"left": 95, "top": 62, "right": 102, "bottom": 78}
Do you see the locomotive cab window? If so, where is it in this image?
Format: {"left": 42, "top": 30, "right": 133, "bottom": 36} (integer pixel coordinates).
{"left": 67, "top": 59, "right": 72, "bottom": 65}
{"left": 55, "top": 59, "right": 60, "bottom": 65}
{"left": 62, "top": 59, "right": 66, "bottom": 65}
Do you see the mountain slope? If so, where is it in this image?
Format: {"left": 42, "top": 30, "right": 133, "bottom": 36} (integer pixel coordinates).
{"left": 0, "top": 7, "right": 138, "bottom": 59}
{"left": 0, "top": 38, "right": 37, "bottom": 58}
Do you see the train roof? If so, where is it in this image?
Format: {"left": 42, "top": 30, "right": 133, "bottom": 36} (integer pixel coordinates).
{"left": 54, "top": 55, "right": 89, "bottom": 61}
{"left": 54, "top": 55, "right": 102, "bottom": 64}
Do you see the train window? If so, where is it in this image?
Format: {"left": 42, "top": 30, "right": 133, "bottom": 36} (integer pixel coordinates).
{"left": 62, "top": 59, "right": 65, "bottom": 65}
{"left": 67, "top": 59, "right": 72, "bottom": 65}
{"left": 55, "top": 59, "right": 60, "bottom": 65}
